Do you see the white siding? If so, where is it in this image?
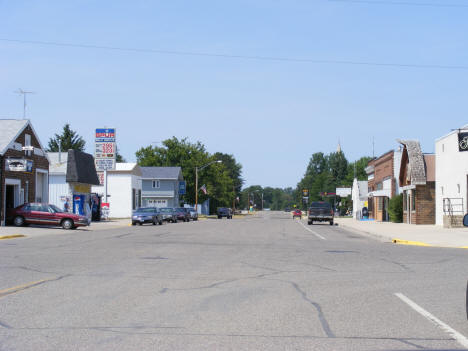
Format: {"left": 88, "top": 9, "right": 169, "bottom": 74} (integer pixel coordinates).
{"left": 435, "top": 132, "right": 468, "bottom": 225}
{"left": 49, "top": 174, "right": 71, "bottom": 209}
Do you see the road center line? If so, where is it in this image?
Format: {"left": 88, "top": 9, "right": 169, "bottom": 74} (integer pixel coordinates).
{"left": 297, "top": 221, "right": 326, "bottom": 240}
{"left": 395, "top": 292, "right": 468, "bottom": 349}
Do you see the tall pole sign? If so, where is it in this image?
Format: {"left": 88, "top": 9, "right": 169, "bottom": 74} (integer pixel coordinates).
{"left": 95, "top": 128, "right": 116, "bottom": 203}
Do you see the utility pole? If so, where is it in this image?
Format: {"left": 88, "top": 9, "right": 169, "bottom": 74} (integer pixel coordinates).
{"left": 15, "top": 89, "right": 35, "bottom": 119}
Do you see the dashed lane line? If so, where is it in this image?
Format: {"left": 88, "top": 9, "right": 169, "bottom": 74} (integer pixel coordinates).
{"left": 297, "top": 221, "right": 326, "bottom": 240}
{"left": 395, "top": 292, "right": 468, "bottom": 349}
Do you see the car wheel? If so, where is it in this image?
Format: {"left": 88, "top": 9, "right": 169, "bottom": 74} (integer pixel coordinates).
{"left": 62, "top": 219, "right": 74, "bottom": 230}
{"left": 132, "top": 222, "right": 136, "bottom": 225}
{"left": 153, "top": 220, "right": 157, "bottom": 225}
{"left": 329, "top": 221, "right": 334, "bottom": 226}
{"left": 308, "top": 220, "right": 312, "bottom": 225}
{"left": 159, "top": 220, "right": 163, "bottom": 225}
{"left": 138, "top": 222, "right": 143, "bottom": 226}
{"left": 218, "top": 216, "right": 222, "bottom": 219}
{"left": 13, "top": 216, "right": 25, "bottom": 227}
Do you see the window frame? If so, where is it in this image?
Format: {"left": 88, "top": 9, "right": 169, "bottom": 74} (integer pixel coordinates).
{"left": 152, "top": 180, "right": 160, "bottom": 189}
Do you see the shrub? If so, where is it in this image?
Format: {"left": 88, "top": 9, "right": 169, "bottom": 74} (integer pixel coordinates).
{"left": 389, "top": 194, "right": 403, "bottom": 223}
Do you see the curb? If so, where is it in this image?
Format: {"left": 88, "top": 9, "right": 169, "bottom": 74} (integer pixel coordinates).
{"left": 0, "top": 234, "right": 26, "bottom": 240}
{"left": 392, "top": 238, "right": 432, "bottom": 247}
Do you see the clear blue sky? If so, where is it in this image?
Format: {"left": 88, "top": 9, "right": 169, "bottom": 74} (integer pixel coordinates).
{"left": 1, "top": 0, "right": 467, "bottom": 188}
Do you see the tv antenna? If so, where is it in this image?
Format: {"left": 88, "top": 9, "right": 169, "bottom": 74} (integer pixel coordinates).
{"left": 14, "top": 89, "right": 35, "bottom": 119}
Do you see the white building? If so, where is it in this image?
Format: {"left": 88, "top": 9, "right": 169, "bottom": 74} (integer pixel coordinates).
{"left": 92, "top": 163, "right": 142, "bottom": 218}
{"left": 435, "top": 124, "right": 468, "bottom": 226}
{"left": 352, "top": 178, "right": 368, "bottom": 219}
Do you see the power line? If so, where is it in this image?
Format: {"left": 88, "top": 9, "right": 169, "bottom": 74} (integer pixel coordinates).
{"left": 328, "top": 0, "right": 468, "bottom": 7}
{"left": 1, "top": 37, "right": 468, "bottom": 70}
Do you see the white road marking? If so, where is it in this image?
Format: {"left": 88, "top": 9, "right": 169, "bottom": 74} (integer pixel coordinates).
{"left": 297, "top": 221, "right": 326, "bottom": 240}
{"left": 395, "top": 292, "right": 468, "bottom": 349}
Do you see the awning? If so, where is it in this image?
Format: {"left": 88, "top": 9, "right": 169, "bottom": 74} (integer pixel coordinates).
{"left": 368, "top": 189, "right": 391, "bottom": 198}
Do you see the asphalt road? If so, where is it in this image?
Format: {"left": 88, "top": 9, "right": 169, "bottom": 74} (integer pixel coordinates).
{"left": 1, "top": 211, "right": 467, "bottom": 351}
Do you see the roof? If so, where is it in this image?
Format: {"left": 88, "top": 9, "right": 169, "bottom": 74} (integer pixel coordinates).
{"left": 108, "top": 163, "right": 142, "bottom": 176}
{"left": 116, "top": 163, "right": 138, "bottom": 171}
{"left": 398, "top": 139, "right": 427, "bottom": 185}
{"left": 424, "top": 154, "right": 435, "bottom": 182}
{"left": 48, "top": 152, "right": 68, "bottom": 174}
{"left": 66, "top": 150, "right": 100, "bottom": 185}
{"left": 435, "top": 123, "right": 468, "bottom": 142}
{"left": 140, "top": 166, "right": 183, "bottom": 179}
{"left": 0, "top": 119, "right": 29, "bottom": 155}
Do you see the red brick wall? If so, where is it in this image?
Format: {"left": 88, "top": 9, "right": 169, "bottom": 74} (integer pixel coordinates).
{"left": 415, "top": 182, "right": 435, "bottom": 225}
{"left": 0, "top": 125, "right": 49, "bottom": 222}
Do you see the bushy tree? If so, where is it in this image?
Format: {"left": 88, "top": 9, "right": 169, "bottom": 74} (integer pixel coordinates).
{"left": 389, "top": 194, "right": 403, "bottom": 223}
{"left": 47, "top": 124, "right": 85, "bottom": 152}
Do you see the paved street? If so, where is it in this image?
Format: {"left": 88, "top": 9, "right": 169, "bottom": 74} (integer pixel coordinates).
{"left": 1, "top": 211, "right": 468, "bottom": 350}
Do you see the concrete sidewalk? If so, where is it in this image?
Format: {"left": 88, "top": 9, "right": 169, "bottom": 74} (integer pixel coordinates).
{"left": 335, "top": 217, "right": 468, "bottom": 248}
{"left": 0, "top": 218, "right": 131, "bottom": 239}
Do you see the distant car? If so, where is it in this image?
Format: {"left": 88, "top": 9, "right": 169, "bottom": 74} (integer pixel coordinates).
{"left": 292, "top": 209, "right": 302, "bottom": 219}
{"left": 132, "top": 207, "right": 163, "bottom": 226}
{"left": 174, "top": 208, "right": 191, "bottom": 222}
{"left": 159, "top": 207, "right": 178, "bottom": 223}
{"left": 285, "top": 208, "right": 291, "bottom": 212}
{"left": 6, "top": 203, "right": 90, "bottom": 229}
{"left": 187, "top": 207, "right": 198, "bottom": 221}
{"left": 217, "top": 207, "right": 232, "bottom": 219}
{"left": 308, "top": 201, "right": 334, "bottom": 225}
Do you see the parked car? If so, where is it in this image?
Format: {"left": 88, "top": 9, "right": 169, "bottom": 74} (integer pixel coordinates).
{"left": 132, "top": 207, "right": 163, "bottom": 226}
{"left": 6, "top": 203, "right": 90, "bottom": 229}
{"left": 217, "top": 207, "right": 233, "bottom": 219}
{"left": 292, "top": 209, "right": 302, "bottom": 219}
{"left": 159, "top": 207, "right": 178, "bottom": 223}
{"left": 188, "top": 207, "right": 198, "bottom": 221}
{"left": 308, "top": 201, "right": 334, "bottom": 225}
{"left": 174, "top": 207, "right": 191, "bottom": 222}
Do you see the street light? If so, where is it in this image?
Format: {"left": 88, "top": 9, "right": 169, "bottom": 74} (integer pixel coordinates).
{"left": 195, "top": 160, "right": 222, "bottom": 212}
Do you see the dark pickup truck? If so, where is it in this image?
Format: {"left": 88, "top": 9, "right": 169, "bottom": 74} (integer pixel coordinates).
{"left": 308, "top": 201, "right": 334, "bottom": 225}
{"left": 217, "top": 207, "right": 233, "bottom": 219}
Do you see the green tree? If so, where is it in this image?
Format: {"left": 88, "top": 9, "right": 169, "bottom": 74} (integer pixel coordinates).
{"left": 47, "top": 124, "right": 86, "bottom": 152}
{"left": 116, "top": 147, "right": 126, "bottom": 163}
{"left": 135, "top": 137, "right": 240, "bottom": 212}
{"left": 389, "top": 194, "right": 403, "bottom": 223}
{"left": 328, "top": 151, "right": 348, "bottom": 186}
{"left": 343, "top": 156, "right": 372, "bottom": 186}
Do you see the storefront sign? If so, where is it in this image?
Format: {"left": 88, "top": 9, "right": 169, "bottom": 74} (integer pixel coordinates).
{"left": 95, "top": 128, "right": 116, "bottom": 171}
{"left": 458, "top": 132, "right": 468, "bottom": 152}
{"left": 95, "top": 158, "right": 116, "bottom": 171}
{"left": 95, "top": 142, "right": 115, "bottom": 158}
{"left": 179, "top": 181, "right": 186, "bottom": 195}
{"left": 73, "top": 184, "right": 91, "bottom": 193}
{"left": 5, "top": 158, "right": 33, "bottom": 172}
{"left": 95, "top": 128, "right": 116, "bottom": 142}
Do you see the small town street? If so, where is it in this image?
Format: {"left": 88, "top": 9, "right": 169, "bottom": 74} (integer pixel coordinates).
{"left": 1, "top": 212, "right": 467, "bottom": 350}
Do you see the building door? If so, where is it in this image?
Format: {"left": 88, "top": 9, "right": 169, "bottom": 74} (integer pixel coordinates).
{"left": 36, "top": 172, "right": 44, "bottom": 202}
{"left": 5, "top": 185, "right": 15, "bottom": 209}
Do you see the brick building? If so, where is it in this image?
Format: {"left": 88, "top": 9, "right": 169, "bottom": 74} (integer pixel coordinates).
{"left": 365, "top": 149, "right": 402, "bottom": 221}
{"left": 0, "top": 120, "right": 49, "bottom": 226}
{"left": 398, "top": 140, "right": 435, "bottom": 224}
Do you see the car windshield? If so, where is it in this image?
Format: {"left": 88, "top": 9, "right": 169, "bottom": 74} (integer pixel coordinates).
{"left": 310, "top": 202, "right": 331, "bottom": 209}
{"left": 135, "top": 208, "right": 156, "bottom": 213}
{"left": 159, "top": 208, "right": 172, "bottom": 213}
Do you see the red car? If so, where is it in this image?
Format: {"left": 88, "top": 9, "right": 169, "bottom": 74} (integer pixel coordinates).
{"left": 292, "top": 209, "right": 302, "bottom": 219}
{"left": 7, "top": 203, "right": 90, "bottom": 229}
